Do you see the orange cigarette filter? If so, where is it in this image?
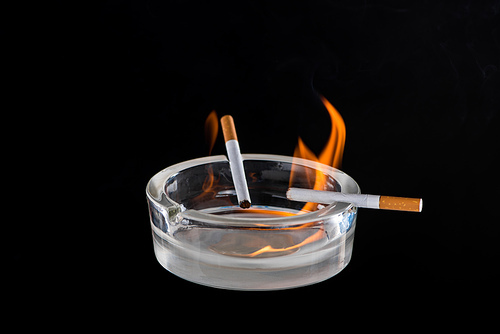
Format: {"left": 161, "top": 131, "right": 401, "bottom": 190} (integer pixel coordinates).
{"left": 221, "top": 115, "right": 238, "bottom": 142}
{"left": 379, "top": 196, "right": 422, "bottom": 212}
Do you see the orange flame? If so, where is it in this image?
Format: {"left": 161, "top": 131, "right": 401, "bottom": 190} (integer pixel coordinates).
{"left": 203, "top": 110, "right": 219, "bottom": 193}
{"left": 239, "top": 95, "right": 346, "bottom": 258}
{"left": 246, "top": 228, "right": 325, "bottom": 257}
{"left": 193, "top": 111, "right": 223, "bottom": 204}
{"left": 289, "top": 95, "right": 346, "bottom": 213}
{"left": 202, "top": 99, "right": 346, "bottom": 257}
{"left": 318, "top": 96, "right": 346, "bottom": 169}
{"left": 205, "top": 110, "right": 218, "bottom": 155}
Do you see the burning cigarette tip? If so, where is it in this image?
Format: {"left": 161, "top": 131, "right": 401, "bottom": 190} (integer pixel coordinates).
{"left": 240, "top": 200, "right": 251, "bottom": 209}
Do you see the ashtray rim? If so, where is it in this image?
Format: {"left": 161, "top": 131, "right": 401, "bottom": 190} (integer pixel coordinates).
{"left": 146, "top": 154, "right": 360, "bottom": 227}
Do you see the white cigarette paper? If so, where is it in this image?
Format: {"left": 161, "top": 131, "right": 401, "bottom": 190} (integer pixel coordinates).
{"left": 225, "top": 139, "right": 252, "bottom": 207}
{"left": 287, "top": 188, "right": 422, "bottom": 212}
{"left": 287, "top": 188, "right": 380, "bottom": 209}
{"left": 220, "top": 115, "right": 251, "bottom": 208}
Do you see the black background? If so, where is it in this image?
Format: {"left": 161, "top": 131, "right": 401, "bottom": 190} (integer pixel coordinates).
{"left": 45, "top": 0, "right": 500, "bottom": 305}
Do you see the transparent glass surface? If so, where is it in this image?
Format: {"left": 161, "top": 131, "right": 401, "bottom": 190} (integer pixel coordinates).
{"left": 146, "top": 154, "right": 360, "bottom": 290}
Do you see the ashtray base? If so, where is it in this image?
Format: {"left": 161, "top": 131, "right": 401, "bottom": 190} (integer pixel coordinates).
{"left": 151, "top": 220, "right": 355, "bottom": 290}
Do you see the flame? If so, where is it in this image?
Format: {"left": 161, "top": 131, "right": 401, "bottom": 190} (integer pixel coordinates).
{"left": 244, "top": 209, "right": 297, "bottom": 217}
{"left": 193, "top": 111, "right": 223, "bottom": 204}
{"left": 201, "top": 99, "right": 346, "bottom": 257}
{"left": 289, "top": 95, "right": 346, "bottom": 213}
{"left": 202, "top": 110, "right": 219, "bottom": 194}
{"left": 318, "top": 96, "right": 346, "bottom": 169}
{"left": 236, "top": 95, "right": 345, "bottom": 258}
{"left": 202, "top": 165, "right": 219, "bottom": 194}
{"left": 205, "top": 110, "right": 218, "bottom": 155}
{"left": 246, "top": 228, "right": 325, "bottom": 257}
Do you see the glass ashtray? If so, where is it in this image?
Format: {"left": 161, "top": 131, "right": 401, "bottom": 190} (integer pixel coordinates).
{"left": 146, "top": 154, "right": 360, "bottom": 290}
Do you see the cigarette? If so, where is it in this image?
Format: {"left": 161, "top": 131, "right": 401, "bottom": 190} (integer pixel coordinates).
{"left": 221, "top": 115, "right": 252, "bottom": 209}
{"left": 286, "top": 188, "right": 422, "bottom": 212}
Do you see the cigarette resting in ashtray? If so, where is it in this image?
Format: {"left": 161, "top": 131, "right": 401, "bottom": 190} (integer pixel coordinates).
{"left": 286, "top": 188, "right": 422, "bottom": 212}
{"left": 221, "top": 115, "right": 252, "bottom": 209}
{"left": 219, "top": 115, "right": 422, "bottom": 213}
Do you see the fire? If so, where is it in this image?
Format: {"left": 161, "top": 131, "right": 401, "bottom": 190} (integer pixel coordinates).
{"left": 193, "top": 110, "right": 224, "bottom": 204}
{"left": 205, "top": 110, "right": 219, "bottom": 155}
{"left": 202, "top": 110, "right": 219, "bottom": 194}
{"left": 318, "top": 96, "right": 346, "bottom": 169}
{"left": 201, "top": 99, "right": 346, "bottom": 257}
{"left": 246, "top": 228, "right": 325, "bottom": 257}
{"left": 242, "top": 95, "right": 345, "bottom": 257}
{"left": 290, "top": 95, "right": 346, "bottom": 213}
{"left": 244, "top": 209, "right": 297, "bottom": 217}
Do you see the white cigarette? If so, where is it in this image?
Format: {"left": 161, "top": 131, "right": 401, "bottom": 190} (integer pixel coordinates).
{"left": 287, "top": 188, "right": 422, "bottom": 212}
{"left": 221, "top": 115, "right": 251, "bottom": 208}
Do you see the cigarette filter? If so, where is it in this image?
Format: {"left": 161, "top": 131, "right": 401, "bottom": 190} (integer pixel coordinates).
{"left": 221, "top": 115, "right": 251, "bottom": 208}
